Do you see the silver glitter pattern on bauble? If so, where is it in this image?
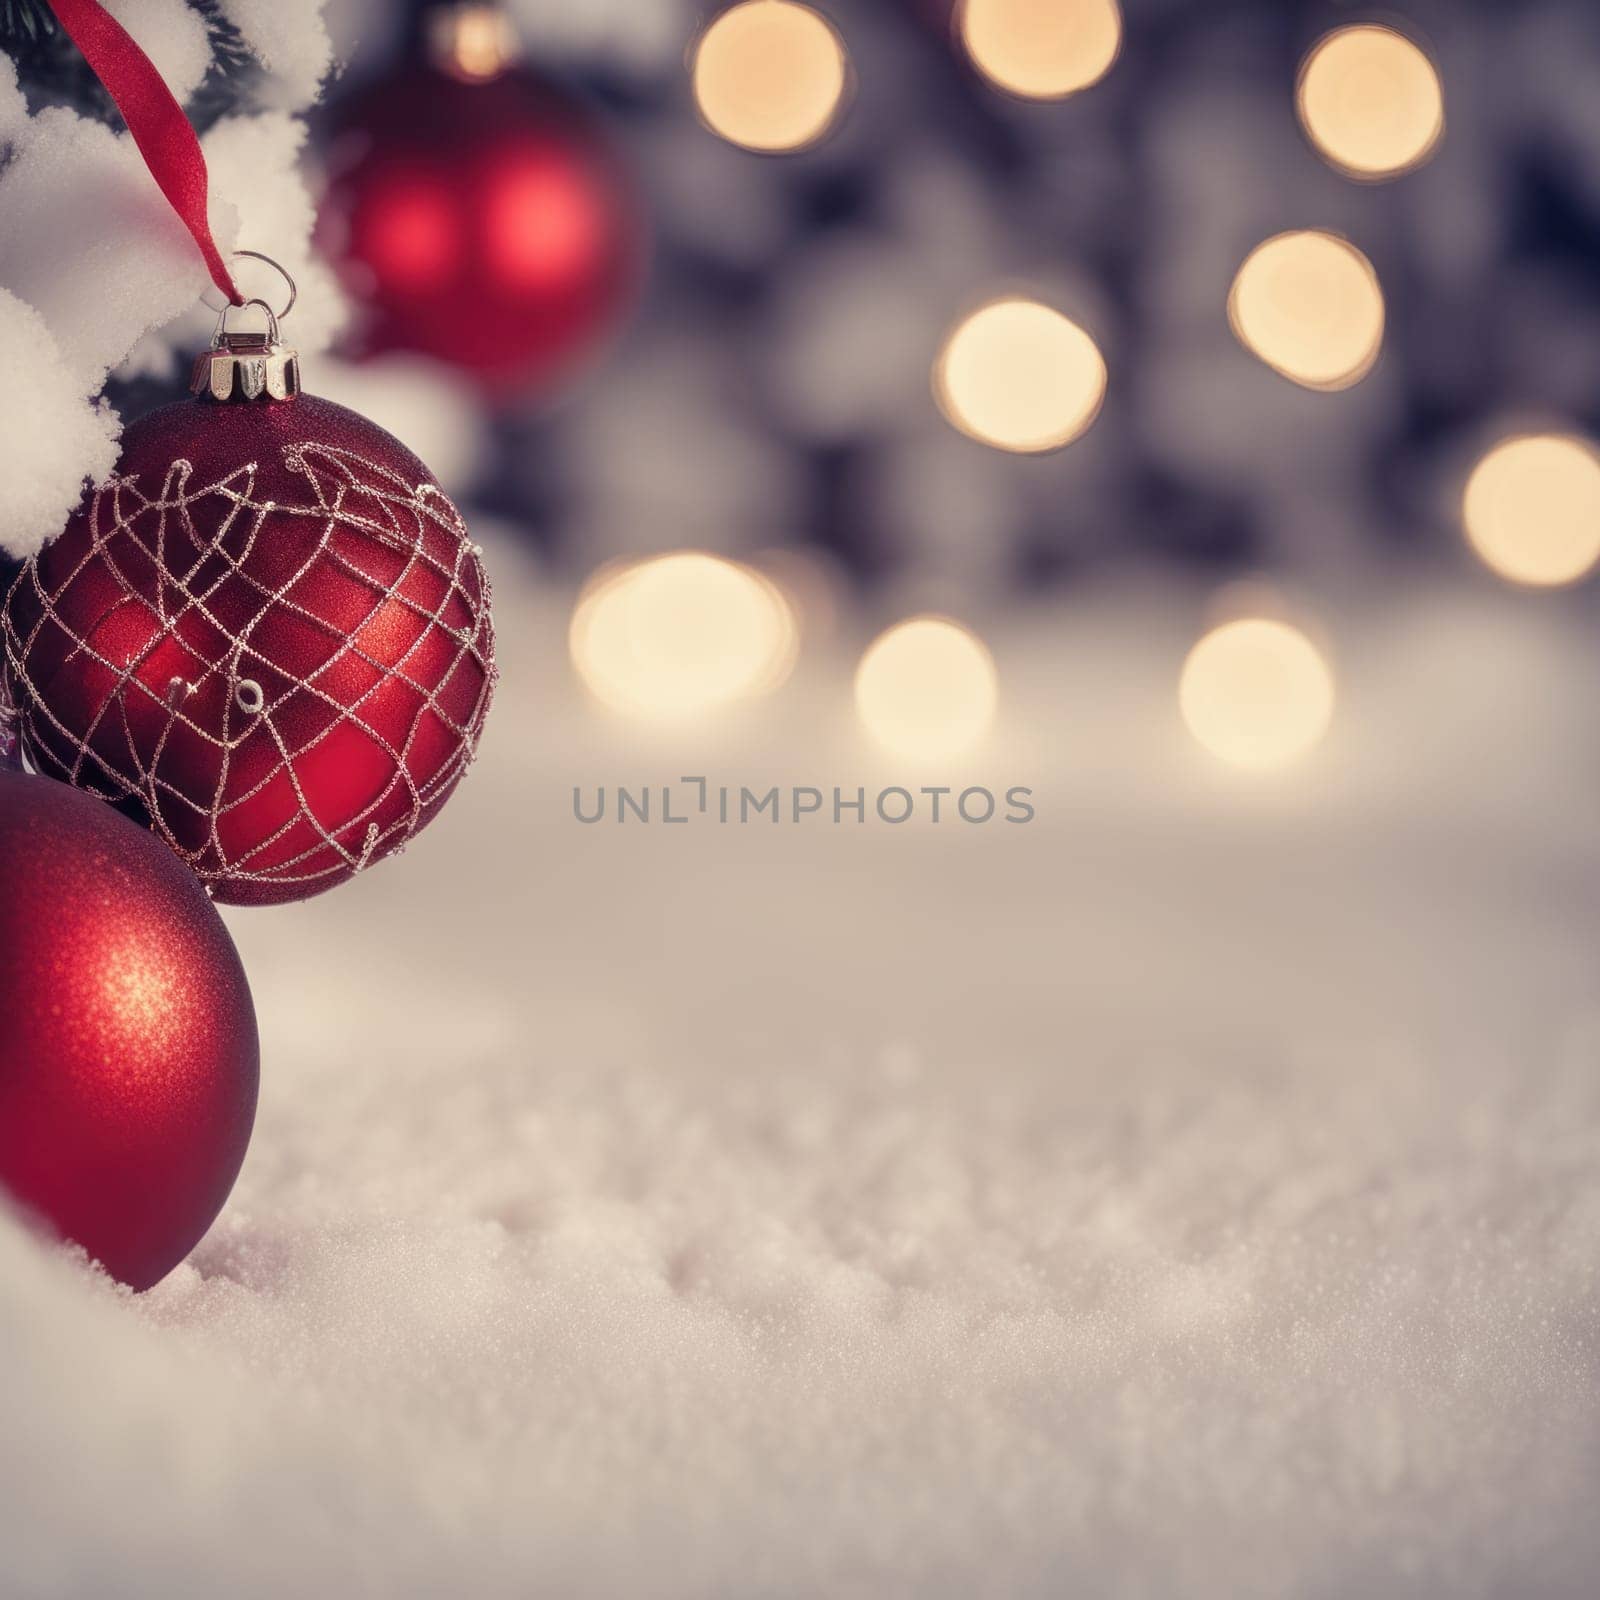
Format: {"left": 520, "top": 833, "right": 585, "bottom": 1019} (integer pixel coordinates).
{"left": 1, "top": 443, "right": 497, "bottom": 899}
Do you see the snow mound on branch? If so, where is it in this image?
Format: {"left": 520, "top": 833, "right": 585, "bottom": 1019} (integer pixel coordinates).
{"left": 0, "top": 288, "right": 120, "bottom": 556}
{"left": 0, "top": 54, "right": 27, "bottom": 146}
{"left": 103, "top": 0, "right": 214, "bottom": 105}
{"left": 222, "top": 0, "right": 337, "bottom": 107}
{"left": 0, "top": 106, "right": 208, "bottom": 392}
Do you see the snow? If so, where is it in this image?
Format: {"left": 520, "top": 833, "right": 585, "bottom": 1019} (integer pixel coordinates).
{"left": 0, "top": 52, "right": 28, "bottom": 145}
{"left": 103, "top": 0, "right": 214, "bottom": 106}
{"left": 221, "top": 0, "right": 337, "bottom": 108}
{"left": 2, "top": 563, "right": 1597, "bottom": 1597}
{"left": 0, "top": 105, "right": 205, "bottom": 392}
{"left": 0, "top": 287, "right": 120, "bottom": 557}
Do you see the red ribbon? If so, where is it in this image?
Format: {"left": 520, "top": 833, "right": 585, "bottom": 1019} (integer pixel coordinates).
{"left": 45, "top": 0, "right": 244, "bottom": 305}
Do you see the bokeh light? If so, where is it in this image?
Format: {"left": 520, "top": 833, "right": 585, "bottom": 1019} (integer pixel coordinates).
{"left": 570, "top": 552, "right": 798, "bottom": 718}
{"left": 1228, "top": 230, "right": 1385, "bottom": 391}
{"left": 1179, "top": 618, "right": 1335, "bottom": 772}
{"left": 1462, "top": 434, "right": 1600, "bottom": 588}
{"left": 692, "top": 1, "right": 850, "bottom": 154}
{"left": 855, "top": 617, "right": 999, "bottom": 760}
{"left": 958, "top": 0, "right": 1122, "bottom": 101}
{"left": 935, "top": 298, "right": 1107, "bottom": 453}
{"left": 430, "top": 4, "right": 516, "bottom": 83}
{"left": 1296, "top": 25, "right": 1444, "bottom": 181}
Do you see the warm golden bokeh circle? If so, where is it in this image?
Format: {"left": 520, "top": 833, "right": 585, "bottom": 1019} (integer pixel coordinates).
{"left": 569, "top": 552, "right": 798, "bottom": 718}
{"left": 1463, "top": 435, "right": 1600, "bottom": 589}
{"left": 935, "top": 298, "right": 1107, "bottom": 453}
{"left": 692, "top": 1, "right": 850, "bottom": 153}
{"left": 1228, "top": 231, "right": 1385, "bottom": 391}
{"left": 958, "top": 0, "right": 1123, "bottom": 101}
{"left": 1296, "top": 25, "right": 1444, "bottom": 180}
{"left": 1179, "top": 618, "right": 1336, "bottom": 772}
{"left": 855, "top": 616, "right": 999, "bottom": 760}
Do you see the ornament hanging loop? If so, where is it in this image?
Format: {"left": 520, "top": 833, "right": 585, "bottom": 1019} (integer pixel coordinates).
{"left": 213, "top": 297, "right": 281, "bottom": 348}
{"left": 201, "top": 249, "right": 298, "bottom": 324}
{"left": 231, "top": 249, "right": 297, "bottom": 323}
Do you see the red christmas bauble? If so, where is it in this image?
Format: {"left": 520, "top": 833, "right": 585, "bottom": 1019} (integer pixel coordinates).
{"left": 321, "top": 60, "right": 644, "bottom": 398}
{"left": 1, "top": 389, "right": 496, "bottom": 906}
{"left": 0, "top": 767, "right": 258, "bottom": 1291}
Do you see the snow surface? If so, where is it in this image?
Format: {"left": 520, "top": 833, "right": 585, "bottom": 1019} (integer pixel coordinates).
{"left": 2, "top": 560, "right": 1598, "bottom": 1598}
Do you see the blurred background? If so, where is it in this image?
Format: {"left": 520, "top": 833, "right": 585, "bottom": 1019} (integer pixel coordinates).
{"left": 16, "top": 0, "right": 1600, "bottom": 760}
{"left": 11, "top": 0, "right": 1600, "bottom": 781}
{"left": 330, "top": 0, "right": 1598, "bottom": 592}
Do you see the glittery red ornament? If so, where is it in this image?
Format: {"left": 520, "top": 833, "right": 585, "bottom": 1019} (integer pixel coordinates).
{"left": 2, "top": 321, "right": 496, "bottom": 907}
{"left": 0, "top": 767, "right": 258, "bottom": 1291}
{"left": 320, "top": 38, "right": 644, "bottom": 399}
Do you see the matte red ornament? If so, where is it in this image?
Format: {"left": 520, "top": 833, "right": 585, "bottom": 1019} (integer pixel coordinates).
{"left": 2, "top": 338, "right": 496, "bottom": 907}
{"left": 0, "top": 766, "right": 258, "bottom": 1291}
{"left": 320, "top": 51, "right": 644, "bottom": 399}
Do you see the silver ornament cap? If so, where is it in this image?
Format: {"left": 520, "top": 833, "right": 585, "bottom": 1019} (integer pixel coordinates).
{"left": 191, "top": 307, "right": 300, "bottom": 403}
{"left": 191, "top": 253, "right": 302, "bottom": 403}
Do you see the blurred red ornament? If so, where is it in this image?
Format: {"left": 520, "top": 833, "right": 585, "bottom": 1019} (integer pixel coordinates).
{"left": 2, "top": 313, "right": 497, "bottom": 907}
{"left": 0, "top": 767, "right": 258, "bottom": 1291}
{"left": 320, "top": 20, "right": 644, "bottom": 400}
